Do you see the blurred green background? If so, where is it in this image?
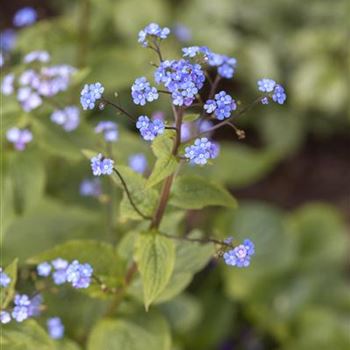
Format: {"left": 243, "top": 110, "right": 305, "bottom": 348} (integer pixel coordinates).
{"left": 1, "top": 0, "right": 349, "bottom": 349}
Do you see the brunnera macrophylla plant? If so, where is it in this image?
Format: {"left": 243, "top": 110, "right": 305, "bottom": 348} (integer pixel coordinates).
{"left": 1, "top": 22, "right": 286, "bottom": 342}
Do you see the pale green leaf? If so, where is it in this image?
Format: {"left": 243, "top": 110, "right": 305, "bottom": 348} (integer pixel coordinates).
{"left": 170, "top": 175, "right": 237, "bottom": 209}
{"left": 134, "top": 233, "right": 175, "bottom": 310}
{"left": 183, "top": 113, "right": 200, "bottom": 123}
{"left": 0, "top": 258, "right": 18, "bottom": 308}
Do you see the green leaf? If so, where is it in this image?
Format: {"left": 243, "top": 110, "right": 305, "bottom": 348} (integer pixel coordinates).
{"left": 183, "top": 113, "right": 200, "bottom": 122}
{"left": 112, "top": 166, "right": 158, "bottom": 222}
{"left": 27, "top": 240, "right": 125, "bottom": 299}
{"left": 170, "top": 175, "right": 237, "bottom": 209}
{"left": 134, "top": 232, "right": 176, "bottom": 310}
{"left": 146, "top": 132, "right": 179, "bottom": 188}
{"left": 1, "top": 320, "right": 54, "bottom": 350}
{"left": 156, "top": 230, "right": 214, "bottom": 303}
{"left": 0, "top": 258, "right": 18, "bottom": 308}
{"left": 7, "top": 149, "right": 46, "bottom": 214}
{"left": 87, "top": 312, "right": 171, "bottom": 350}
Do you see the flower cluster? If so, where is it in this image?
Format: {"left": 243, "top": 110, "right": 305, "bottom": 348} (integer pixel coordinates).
{"left": 204, "top": 91, "right": 237, "bottom": 120}
{"left": 154, "top": 59, "right": 205, "bottom": 106}
{"left": 90, "top": 153, "right": 114, "bottom": 176}
{"left": 51, "top": 106, "right": 80, "bottom": 132}
{"left": 0, "top": 268, "right": 11, "bottom": 287}
{"left": 257, "top": 78, "right": 287, "bottom": 105}
{"left": 80, "top": 82, "right": 104, "bottom": 110}
{"left": 131, "top": 77, "right": 159, "bottom": 105}
{"left": 184, "top": 138, "right": 219, "bottom": 165}
{"left": 138, "top": 23, "right": 170, "bottom": 47}
{"left": 13, "top": 7, "right": 37, "bottom": 27}
{"left": 95, "top": 121, "right": 118, "bottom": 142}
{"left": 2, "top": 294, "right": 43, "bottom": 323}
{"left": 37, "top": 258, "right": 93, "bottom": 289}
{"left": 6, "top": 128, "right": 33, "bottom": 151}
{"left": 1, "top": 53, "right": 76, "bottom": 112}
{"left": 136, "top": 115, "right": 165, "bottom": 141}
{"left": 47, "top": 317, "right": 65, "bottom": 339}
{"left": 183, "top": 46, "right": 237, "bottom": 79}
{"left": 128, "top": 153, "right": 148, "bottom": 174}
{"left": 223, "top": 239, "right": 255, "bottom": 268}
{"left": 80, "top": 178, "right": 102, "bottom": 197}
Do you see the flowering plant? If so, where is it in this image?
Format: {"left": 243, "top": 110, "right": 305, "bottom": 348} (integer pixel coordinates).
{"left": 1, "top": 21, "right": 289, "bottom": 348}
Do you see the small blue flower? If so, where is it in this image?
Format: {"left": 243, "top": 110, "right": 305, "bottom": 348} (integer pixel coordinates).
{"left": 0, "top": 311, "right": 11, "bottom": 324}
{"left": 0, "top": 268, "right": 11, "bottom": 287}
{"left": 17, "top": 87, "right": 42, "bottom": 112}
{"left": 155, "top": 59, "right": 205, "bottom": 107}
{"left": 223, "top": 239, "right": 255, "bottom": 268}
{"left": 6, "top": 128, "right": 33, "bottom": 151}
{"left": 261, "top": 97, "right": 269, "bottom": 105}
{"left": 272, "top": 84, "right": 287, "bottom": 104}
{"left": 37, "top": 262, "right": 52, "bottom": 277}
{"left": 90, "top": 154, "right": 114, "bottom": 176}
{"left": 47, "top": 317, "right": 64, "bottom": 339}
{"left": 204, "top": 91, "right": 237, "bottom": 120}
{"left": 0, "top": 29, "right": 16, "bottom": 52}
{"left": 138, "top": 23, "right": 170, "bottom": 47}
{"left": 128, "top": 153, "right": 148, "bottom": 174}
{"left": 95, "top": 121, "right": 118, "bottom": 142}
{"left": 66, "top": 260, "right": 93, "bottom": 289}
{"left": 80, "top": 82, "right": 104, "bottom": 110}
{"left": 131, "top": 77, "right": 159, "bottom": 105}
{"left": 257, "top": 78, "right": 276, "bottom": 92}
{"left": 12, "top": 294, "right": 31, "bottom": 322}
{"left": 80, "top": 178, "right": 102, "bottom": 197}
{"left": 51, "top": 106, "right": 80, "bottom": 132}
{"left": 51, "top": 258, "right": 69, "bottom": 285}
{"left": 173, "top": 24, "right": 192, "bottom": 42}
{"left": 13, "top": 7, "right": 37, "bottom": 27}
{"left": 24, "top": 51, "right": 50, "bottom": 64}
{"left": 27, "top": 294, "right": 43, "bottom": 317}
{"left": 1, "top": 73, "right": 15, "bottom": 95}
{"left": 205, "top": 52, "right": 237, "bottom": 79}
{"left": 184, "top": 137, "right": 217, "bottom": 165}
{"left": 136, "top": 116, "right": 164, "bottom": 141}
{"left": 197, "top": 120, "right": 213, "bottom": 134}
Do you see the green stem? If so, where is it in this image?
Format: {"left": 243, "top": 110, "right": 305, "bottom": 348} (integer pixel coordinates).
{"left": 161, "top": 233, "right": 233, "bottom": 248}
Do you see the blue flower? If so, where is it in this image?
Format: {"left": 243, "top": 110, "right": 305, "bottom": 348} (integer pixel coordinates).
{"left": 184, "top": 137, "right": 218, "bottom": 165}
{"left": 155, "top": 59, "right": 205, "bottom": 106}
{"left": 136, "top": 115, "right": 164, "bottom": 141}
{"left": 272, "top": 84, "right": 287, "bottom": 104}
{"left": 95, "top": 121, "right": 118, "bottom": 142}
{"left": 0, "top": 311, "right": 11, "bottom": 324}
{"left": 80, "top": 178, "right": 102, "bottom": 197}
{"left": 206, "top": 52, "right": 237, "bottom": 79}
{"left": 24, "top": 51, "right": 50, "bottom": 64}
{"left": 173, "top": 24, "right": 192, "bottom": 42}
{"left": 257, "top": 78, "right": 276, "bottom": 92}
{"left": 51, "top": 258, "right": 69, "bottom": 285}
{"left": 128, "top": 153, "right": 148, "bottom": 173}
{"left": 17, "top": 87, "right": 42, "bottom": 112}
{"left": 0, "top": 268, "right": 11, "bottom": 287}
{"left": 12, "top": 294, "right": 31, "bottom": 322}
{"left": 13, "top": 7, "right": 37, "bottom": 27}
{"left": 204, "top": 91, "right": 237, "bottom": 120}
{"left": 80, "top": 82, "right": 104, "bottom": 110}
{"left": 2, "top": 73, "right": 15, "bottom": 95}
{"left": 66, "top": 260, "right": 93, "bottom": 289}
{"left": 138, "top": 23, "right": 170, "bottom": 47}
{"left": 223, "top": 239, "right": 255, "bottom": 268}
{"left": 37, "top": 262, "right": 52, "bottom": 277}
{"left": 261, "top": 97, "right": 269, "bottom": 105}
{"left": 51, "top": 106, "right": 80, "bottom": 132}
{"left": 197, "top": 119, "right": 213, "bottom": 134}
{"left": 0, "top": 29, "right": 16, "bottom": 52}
{"left": 6, "top": 128, "right": 33, "bottom": 151}
{"left": 131, "top": 77, "right": 159, "bottom": 105}
{"left": 27, "top": 294, "right": 43, "bottom": 317}
{"left": 47, "top": 317, "right": 64, "bottom": 339}
{"left": 90, "top": 153, "right": 114, "bottom": 176}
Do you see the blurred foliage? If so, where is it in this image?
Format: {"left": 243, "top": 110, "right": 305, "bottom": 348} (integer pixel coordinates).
{"left": 1, "top": 0, "right": 350, "bottom": 349}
